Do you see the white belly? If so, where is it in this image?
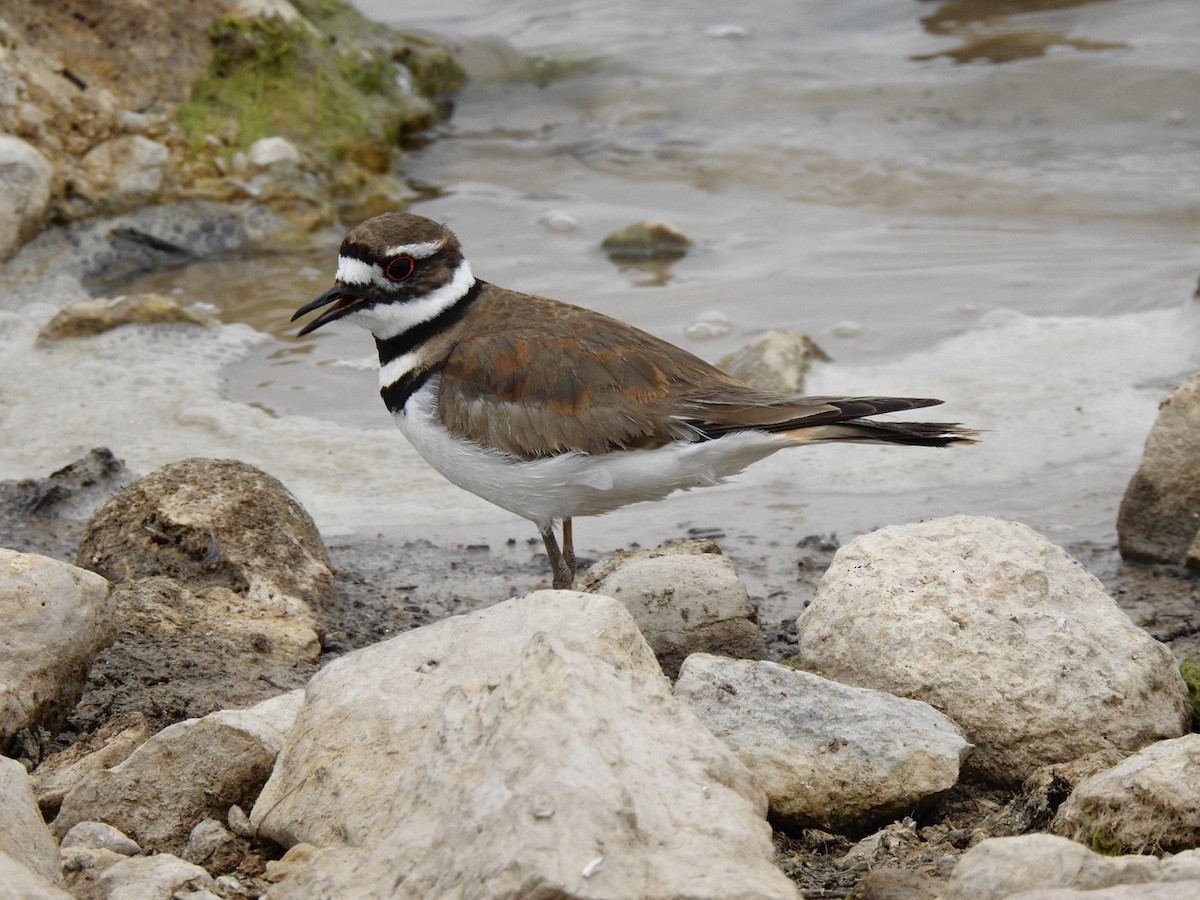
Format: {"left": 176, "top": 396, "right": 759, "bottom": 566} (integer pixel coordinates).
{"left": 395, "top": 381, "right": 792, "bottom": 530}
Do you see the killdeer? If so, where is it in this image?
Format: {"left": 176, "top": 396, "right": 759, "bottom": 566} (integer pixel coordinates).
{"left": 293, "top": 213, "right": 974, "bottom": 589}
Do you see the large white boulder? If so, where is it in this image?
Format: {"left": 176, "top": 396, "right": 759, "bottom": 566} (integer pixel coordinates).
{"left": 793, "top": 516, "right": 1190, "bottom": 785}
{"left": 256, "top": 591, "right": 798, "bottom": 899}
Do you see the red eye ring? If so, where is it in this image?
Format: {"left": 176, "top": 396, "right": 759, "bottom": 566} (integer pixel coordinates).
{"left": 384, "top": 255, "right": 415, "bottom": 282}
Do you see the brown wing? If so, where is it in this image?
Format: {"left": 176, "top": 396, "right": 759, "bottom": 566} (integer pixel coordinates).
{"left": 436, "top": 285, "right": 742, "bottom": 457}
{"left": 436, "top": 284, "right": 952, "bottom": 458}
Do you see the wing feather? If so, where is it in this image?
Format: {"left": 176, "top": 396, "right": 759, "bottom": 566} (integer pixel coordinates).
{"left": 435, "top": 284, "right": 953, "bottom": 459}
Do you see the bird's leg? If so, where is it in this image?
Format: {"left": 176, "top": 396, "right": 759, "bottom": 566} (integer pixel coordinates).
{"left": 562, "top": 517, "right": 576, "bottom": 584}
{"left": 540, "top": 524, "right": 574, "bottom": 590}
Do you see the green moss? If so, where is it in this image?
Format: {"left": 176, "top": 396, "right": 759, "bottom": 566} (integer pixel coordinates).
{"left": 1090, "top": 827, "right": 1124, "bottom": 856}
{"left": 291, "top": 0, "right": 465, "bottom": 97}
{"left": 178, "top": 4, "right": 464, "bottom": 164}
{"left": 1180, "top": 656, "right": 1200, "bottom": 723}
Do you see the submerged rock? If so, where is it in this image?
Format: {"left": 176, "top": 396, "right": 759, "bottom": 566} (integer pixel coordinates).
{"left": 37, "top": 293, "right": 214, "bottom": 341}
{"left": 793, "top": 515, "right": 1190, "bottom": 786}
{"left": 601, "top": 219, "right": 692, "bottom": 260}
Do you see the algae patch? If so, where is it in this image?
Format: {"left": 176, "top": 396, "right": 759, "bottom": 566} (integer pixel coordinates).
{"left": 178, "top": 4, "right": 464, "bottom": 166}
{"left": 1180, "top": 655, "right": 1200, "bottom": 723}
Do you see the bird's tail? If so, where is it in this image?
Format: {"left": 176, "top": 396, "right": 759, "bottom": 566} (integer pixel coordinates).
{"left": 783, "top": 418, "right": 977, "bottom": 447}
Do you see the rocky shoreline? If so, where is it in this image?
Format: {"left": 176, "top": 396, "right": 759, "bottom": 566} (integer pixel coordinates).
{"left": 1, "top": 0, "right": 463, "bottom": 264}
{"left": 1, "top": 433, "right": 1199, "bottom": 898}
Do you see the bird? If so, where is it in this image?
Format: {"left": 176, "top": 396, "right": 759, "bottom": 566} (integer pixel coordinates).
{"left": 292, "top": 213, "right": 974, "bottom": 589}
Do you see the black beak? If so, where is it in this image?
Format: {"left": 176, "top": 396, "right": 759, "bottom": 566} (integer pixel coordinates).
{"left": 292, "top": 286, "right": 364, "bottom": 336}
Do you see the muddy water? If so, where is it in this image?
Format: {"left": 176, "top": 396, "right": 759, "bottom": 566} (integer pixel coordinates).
{"left": 36, "top": 0, "right": 1200, "bottom": 611}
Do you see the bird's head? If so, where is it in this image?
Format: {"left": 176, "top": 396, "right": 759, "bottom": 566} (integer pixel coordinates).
{"left": 292, "top": 213, "right": 474, "bottom": 339}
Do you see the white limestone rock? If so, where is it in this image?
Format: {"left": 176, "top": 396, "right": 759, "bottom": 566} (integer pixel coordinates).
{"left": 717, "top": 330, "right": 830, "bottom": 394}
{"left": 1006, "top": 885, "right": 1200, "bottom": 899}
{"left": 77, "top": 458, "right": 336, "bottom": 665}
{"left": 182, "top": 818, "right": 241, "bottom": 872}
{"left": 793, "top": 515, "right": 1190, "bottom": 785}
{"left": 0, "top": 851, "right": 73, "bottom": 900}
{"left": 0, "top": 549, "right": 114, "bottom": 753}
{"left": 1053, "top": 733, "right": 1200, "bottom": 853}
{"left": 942, "top": 833, "right": 1200, "bottom": 900}
{"left": 256, "top": 592, "right": 797, "bottom": 899}
{"left": 90, "top": 853, "right": 214, "bottom": 900}
{"left": 1118, "top": 371, "right": 1200, "bottom": 566}
{"left": 576, "top": 540, "right": 768, "bottom": 676}
{"left": 72, "top": 136, "right": 169, "bottom": 211}
{"left": 246, "top": 136, "right": 301, "bottom": 169}
{"left": 53, "top": 690, "right": 302, "bottom": 853}
{"left": 253, "top": 590, "right": 663, "bottom": 848}
{"left": 264, "top": 628, "right": 796, "bottom": 899}
{"left": 32, "top": 717, "right": 152, "bottom": 816}
{"left": 674, "top": 654, "right": 971, "bottom": 830}
{"left": 0, "top": 134, "right": 53, "bottom": 259}
{"left": 59, "top": 822, "right": 140, "bottom": 856}
{"left": 0, "top": 757, "right": 60, "bottom": 884}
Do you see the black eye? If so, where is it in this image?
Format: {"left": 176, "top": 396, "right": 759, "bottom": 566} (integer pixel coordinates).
{"left": 384, "top": 255, "right": 415, "bottom": 282}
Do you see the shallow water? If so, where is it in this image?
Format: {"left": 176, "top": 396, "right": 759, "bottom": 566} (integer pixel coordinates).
{"left": 4, "top": 0, "right": 1199, "bottom": 606}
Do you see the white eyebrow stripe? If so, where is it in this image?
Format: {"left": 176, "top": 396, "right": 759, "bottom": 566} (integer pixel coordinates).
{"left": 385, "top": 239, "right": 444, "bottom": 260}
{"left": 335, "top": 256, "right": 379, "bottom": 286}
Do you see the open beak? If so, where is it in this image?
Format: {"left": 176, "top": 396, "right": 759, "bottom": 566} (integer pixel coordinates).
{"left": 291, "top": 286, "right": 367, "bottom": 336}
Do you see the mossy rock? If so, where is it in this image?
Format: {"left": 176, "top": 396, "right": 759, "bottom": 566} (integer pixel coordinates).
{"left": 178, "top": 2, "right": 465, "bottom": 167}
{"left": 1180, "top": 655, "right": 1200, "bottom": 723}
{"left": 601, "top": 220, "right": 692, "bottom": 261}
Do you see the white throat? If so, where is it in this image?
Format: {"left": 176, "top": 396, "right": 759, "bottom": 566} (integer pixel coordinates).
{"left": 346, "top": 260, "right": 475, "bottom": 341}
